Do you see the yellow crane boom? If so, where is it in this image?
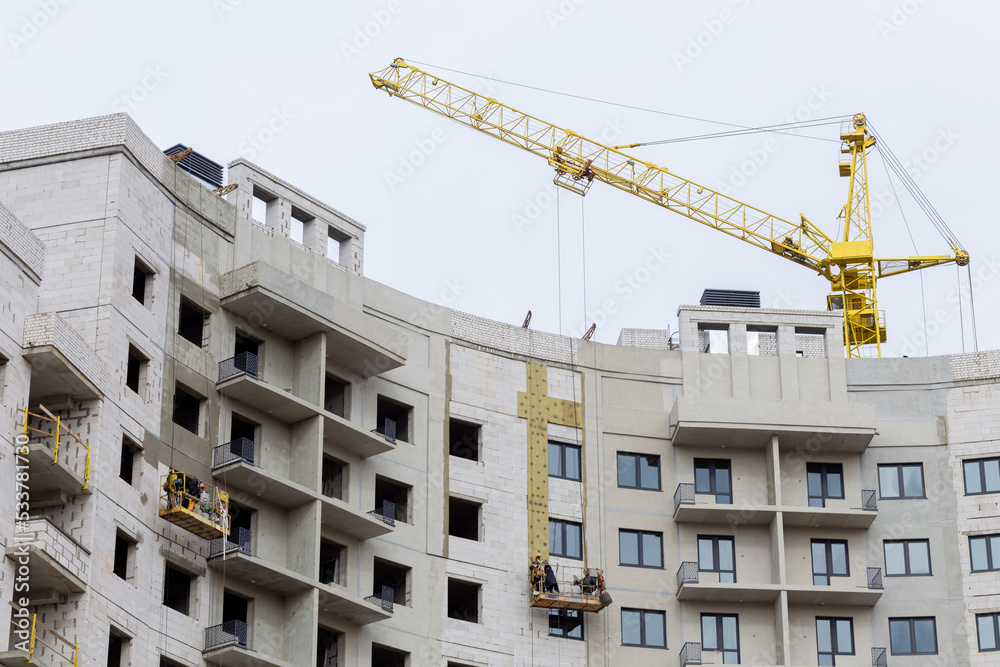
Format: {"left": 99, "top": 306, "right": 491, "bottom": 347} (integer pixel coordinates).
{"left": 370, "top": 58, "right": 969, "bottom": 357}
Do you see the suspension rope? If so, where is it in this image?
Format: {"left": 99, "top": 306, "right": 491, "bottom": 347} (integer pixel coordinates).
{"left": 876, "top": 149, "right": 929, "bottom": 355}
{"left": 556, "top": 188, "right": 563, "bottom": 335}
{"left": 967, "top": 264, "right": 979, "bottom": 352}
{"left": 957, "top": 264, "right": 966, "bottom": 354}
{"left": 581, "top": 197, "right": 588, "bottom": 332}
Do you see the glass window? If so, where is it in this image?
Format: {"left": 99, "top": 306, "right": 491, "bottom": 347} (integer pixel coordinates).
{"left": 977, "top": 613, "right": 1000, "bottom": 652}
{"left": 812, "top": 540, "right": 849, "bottom": 586}
{"left": 807, "top": 463, "right": 845, "bottom": 508}
{"left": 698, "top": 536, "right": 736, "bottom": 583}
{"left": 549, "top": 441, "right": 581, "bottom": 481}
{"left": 617, "top": 453, "right": 661, "bottom": 490}
{"left": 621, "top": 609, "right": 666, "bottom": 648}
{"left": 884, "top": 539, "right": 931, "bottom": 576}
{"left": 549, "top": 609, "right": 583, "bottom": 640}
{"left": 878, "top": 463, "right": 925, "bottom": 499}
{"left": 889, "top": 617, "right": 937, "bottom": 655}
{"left": 694, "top": 459, "right": 732, "bottom": 504}
{"left": 619, "top": 530, "right": 662, "bottom": 568}
{"left": 970, "top": 534, "right": 1000, "bottom": 572}
{"left": 816, "top": 617, "right": 854, "bottom": 665}
{"left": 702, "top": 614, "right": 739, "bottom": 663}
{"left": 965, "top": 458, "right": 1000, "bottom": 495}
{"left": 549, "top": 519, "right": 582, "bottom": 559}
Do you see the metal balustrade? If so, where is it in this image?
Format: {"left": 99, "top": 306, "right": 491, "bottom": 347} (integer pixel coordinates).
{"left": 212, "top": 437, "right": 255, "bottom": 469}
{"left": 867, "top": 566, "right": 883, "bottom": 590}
{"left": 218, "top": 352, "right": 259, "bottom": 382}
{"left": 364, "top": 585, "right": 394, "bottom": 613}
{"left": 204, "top": 620, "right": 248, "bottom": 651}
{"left": 371, "top": 417, "right": 396, "bottom": 444}
{"left": 674, "top": 483, "right": 695, "bottom": 513}
{"left": 862, "top": 488, "right": 878, "bottom": 511}
{"left": 872, "top": 646, "right": 887, "bottom": 666}
{"left": 367, "top": 500, "right": 396, "bottom": 527}
{"left": 208, "top": 527, "right": 252, "bottom": 559}
{"left": 679, "top": 641, "right": 702, "bottom": 665}
{"left": 677, "top": 561, "right": 699, "bottom": 592}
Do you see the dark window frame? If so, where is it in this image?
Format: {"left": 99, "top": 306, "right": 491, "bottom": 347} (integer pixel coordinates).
{"left": 878, "top": 463, "right": 926, "bottom": 499}
{"left": 620, "top": 608, "right": 666, "bottom": 649}
{"left": 883, "top": 539, "right": 932, "bottom": 577}
{"left": 617, "top": 452, "right": 661, "bottom": 491}
{"left": 701, "top": 613, "right": 740, "bottom": 663}
{"left": 976, "top": 612, "right": 1000, "bottom": 652}
{"left": 549, "top": 519, "right": 583, "bottom": 560}
{"left": 807, "top": 462, "right": 845, "bottom": 508}
{"left": 811, "top": 539, "right": 850, "bottom": 586}
{"left": 548, "top": 609, "right": 584, "bottom": 640}
{"left": 162, "top": 563, "right": 192, "bottom": 615}
{"left": 816, "top": 616, "right": 855, "bottom": 664}
{"left": 970, "top": 534, "right": 1000, "bottom": 573}
{"left": 964, "top": 457, "right": 1000, "bottom": 496}
{"left": 694, "top": 458, "right": 732, "bottom": 504}
{"left": 619, "top": 529, "right": 663, "bottom": 569}
{"left": 549, "top": 440, "right": 582, "bottom": 481}
{"left": 888, "top": 617, "right": 938, "bottom": 655}
{"left": 698, "top": 535, "right": 736, "bottom": 583}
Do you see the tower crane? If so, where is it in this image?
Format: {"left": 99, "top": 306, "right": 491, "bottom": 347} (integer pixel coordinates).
{"left": 370, "top": 59, "right": 969, "bottom": 358}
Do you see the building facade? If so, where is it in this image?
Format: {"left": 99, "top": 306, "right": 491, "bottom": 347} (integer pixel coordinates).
{"left": 0, "top": 113, "right": 997, "bottom": 666}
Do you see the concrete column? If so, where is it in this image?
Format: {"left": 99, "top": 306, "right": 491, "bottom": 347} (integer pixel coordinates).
{"left": 774, "top": 590, "right": 791, "bottom": 664}
{"left": 293, "top": 332, "right": 326, "bottom": 405}
{"left": 285, "top": 588, "right": 319, "bottom": 665}
{"left": 766, "top": 434, "right": 782, "bottom": 506}
{"left": 731, "top": 323, "right": 750, "bottom": 400}
{"left": 291, "top": 415, "right": 322, "bottom": 490}
{"left": 287, "top": 501, "right": 319, "bottom": 578}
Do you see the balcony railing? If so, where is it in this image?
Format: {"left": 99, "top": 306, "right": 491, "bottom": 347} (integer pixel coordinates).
{"left": 371, "top": 417, "right": 396, "bottom": 444}
{"left": 861, "top": 489, "right": 878, "bottom": 511}
{"left": 674, "top": 483, "right": 695, "bottom": 513}
{"left": 679, "top": 641, "right": 702, "bottom": 666}
{"left": 677, "top": 561, "right": 699, "bottom": 592}
{"left": 204, "top": 620, "right": 248, "bottom": 651}
{"left": 218, "top": 352, "right": 259, "bottom": 383}
{"left": 208, "top": 527, "right": 252, "bottom": 559}
{"left": 364, "top": 585, "right": 394, "bottom": 613}
{"left": 872, "top": 646, "right": 887, "bottom": 666}
{"left": 367, "top": 500, "right": 396, "bottom": 527}
{"left": 212, "top": 437, "right": 255, "bottom": 469}
{"left": 867, "top": 566, "right": 883, "bottom": 590}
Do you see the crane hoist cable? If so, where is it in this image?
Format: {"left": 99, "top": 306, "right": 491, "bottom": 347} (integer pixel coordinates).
{"left": 369, "top": 58, "right": 971, "bottom": 357}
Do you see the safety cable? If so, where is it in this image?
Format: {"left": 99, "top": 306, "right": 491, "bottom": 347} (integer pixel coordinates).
{"left": 628, "top": 117, "right": 846, "bottom": 147}
{"left": 405, "top": 59, "right": 845, "bottom": 143}
{"left": 968, "top": 264, "right": 980, "bottom": 352}
{"left": 875, "top": 149, "right": 930, "bottom": 355}
{"left": 556, "top": 188, "right": 563, "bottom": 335}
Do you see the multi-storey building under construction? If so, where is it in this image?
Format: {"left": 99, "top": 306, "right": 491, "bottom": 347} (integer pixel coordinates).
{"left": 0, "top": 114, "right": 997, "bottom": 666}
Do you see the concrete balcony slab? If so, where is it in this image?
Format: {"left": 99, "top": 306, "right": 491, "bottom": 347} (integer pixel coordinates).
{"left": 219, "top": 263, "right": 406, "bottom": 377}
{"left": 4, "top": 518, "right": 88, "bottom": 601}
{"left": 22, "top": 312, "right": 105, "bottom": 401}
{"left": 674, "top": 501, "right": 776, "bottom": 525}
{"left": 677, "top": 581, "right": 782, "bottom": 603}
{"left": 25, "top": 442, "right": 90, "bottom": 498}
{"left": 322, "top": 410, "right": 394, "bottom": 457}
{"left": 669, "top": 396, "right": 876, "bottom": 451}
{"left": 320, "top": 494, "right": 394, "bottom": 540}
{"left": 204, "top": 646, "right": 298, "bottom": 667}
{"left": 212, "top": 458, "right": 314, "bottom": 508}
{"left": 785, "top": 584, "right": 883, "bottom": 606}
{"left": 206, "top": 550, "right": 312, "bottom": 595}
{"left": 317, "top": 582, "right": 393, "bottom": 625}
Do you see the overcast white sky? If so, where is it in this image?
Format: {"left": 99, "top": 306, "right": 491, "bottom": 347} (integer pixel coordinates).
{"left": 3, "top": 0, "right": 997, "bottom": 357}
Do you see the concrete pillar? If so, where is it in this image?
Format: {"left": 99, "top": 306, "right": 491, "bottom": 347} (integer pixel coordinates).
{"left": 767, "top": 434, "right": 782, "bottom": 506}
{"left": 285, "top": 588, "right": 319, "bottom": 665}
{"left": 293, "top": 332, "right": 326, "bottom": 405}
{"left": 774, "top": 590, "right": 791, "bottom": 664}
